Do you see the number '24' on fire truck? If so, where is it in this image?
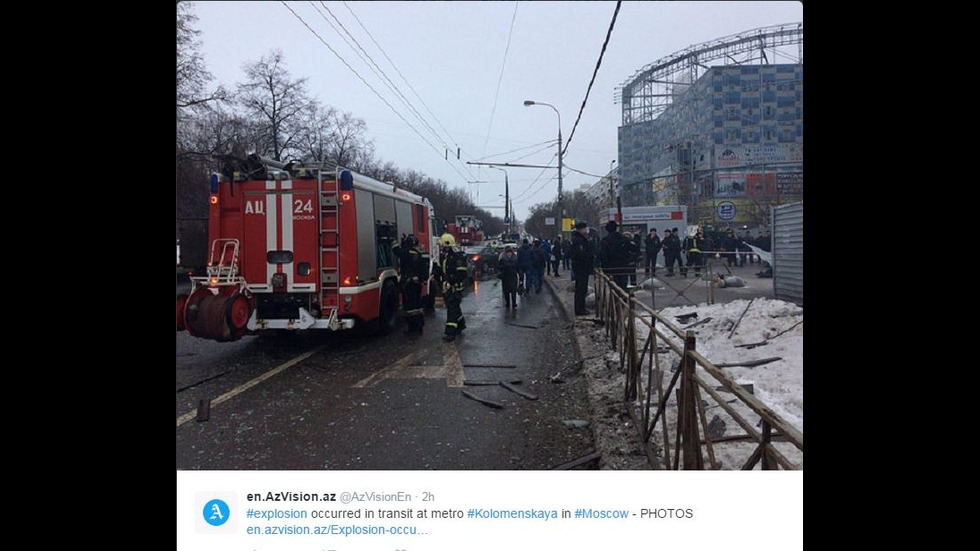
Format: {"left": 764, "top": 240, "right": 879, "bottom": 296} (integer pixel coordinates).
{"left": 176, "top": 154, "right": 441, "bottom": 342}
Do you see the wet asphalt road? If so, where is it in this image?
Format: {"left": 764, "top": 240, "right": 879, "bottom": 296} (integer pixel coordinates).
{"left": 176, "top": 275, "right": 593, "bottom": 469}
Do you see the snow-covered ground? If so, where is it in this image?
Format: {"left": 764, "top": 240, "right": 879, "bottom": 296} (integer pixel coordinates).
{"left": 629, "top": 298, "right": 803, "bottom": 469}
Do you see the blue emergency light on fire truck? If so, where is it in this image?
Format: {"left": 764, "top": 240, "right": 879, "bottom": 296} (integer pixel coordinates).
{"left": 176, "top": 154, "right": 440, "bottom": 342}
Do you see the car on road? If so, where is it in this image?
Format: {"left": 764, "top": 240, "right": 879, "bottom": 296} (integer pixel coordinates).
{"left": 465, "top": 245, "right": 498, "bottom": 279}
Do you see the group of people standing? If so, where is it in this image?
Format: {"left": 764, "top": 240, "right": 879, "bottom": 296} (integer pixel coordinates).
{"left": 721, "top": 229, "right": 771, "bottom": 267}
{"left": 393, "top": 223, "right": 776, "bottom": 343}
{"left": 596, "top": 222, "right": 712, "bottom": 289}
{"left": 495, "top": 236, "right": 568, "bottom": 309}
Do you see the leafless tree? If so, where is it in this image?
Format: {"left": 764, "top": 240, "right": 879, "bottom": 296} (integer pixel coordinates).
{"left": 298, "top": 104, "right": 375, "bottom": 169}
{"left": 523, "top": 190, "right": 599, "bottom": 239}
{"left": 330, "top": 111, "right": 374, "bottom": 168}
{"left": 237, "top": 50, "right": 311, "bottom": 162}
{"left": 177, "top": 2, "right": 225, "bottom": 117}
{"left": 299, "top": 102, "right": 338, "bottom": 164}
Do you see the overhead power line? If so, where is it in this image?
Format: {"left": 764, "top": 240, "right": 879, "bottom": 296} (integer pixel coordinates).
{"left": 315, "top": 2, "right": 442, "bottom": 146}
{"left": 512, "top": 174, "right": 560, "bottom": 206}
{"left": 482, "top": 1, "right": 519, "bottom": 156}
{"left": 337, "top": 1, "right": 492, "bottom": 180}
{"left": 563, "top": 0, "right": 621, "bottom": 157}
{"left": 562, "top": 164, "right": 608, "bottom": 179}
{"left": 511, "top": 152, "right": 557, "bottom": 202}
{"left": 509, "top": 142, "right": 562, "bottom": 164}
{"left": 311, "top": 2, "right": 477, "bottom": 181}
{"left": 471, "top": 139, "right": 557, "bottom": 162}
{"left": 281, "top": 2, "right": 472, "bottom": 183}
{"left": 341, "top": 1, "right": 460, "bottom": 154}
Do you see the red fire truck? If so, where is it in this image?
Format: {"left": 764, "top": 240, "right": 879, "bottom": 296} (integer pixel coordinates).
{"left": 446, "top": 215, "right": 484, "bottom": 246}
{"left": 176, "top": 155, "right": 440, "bottom": 341}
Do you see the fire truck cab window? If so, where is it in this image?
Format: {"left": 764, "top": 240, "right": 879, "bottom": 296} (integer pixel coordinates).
{"left": 267, "top": 250, "right": 293, "bottom": 264}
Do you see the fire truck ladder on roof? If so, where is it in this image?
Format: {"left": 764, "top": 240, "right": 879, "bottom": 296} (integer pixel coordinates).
{"left": 318, "top": 171, "right": 341, "bottom": 303}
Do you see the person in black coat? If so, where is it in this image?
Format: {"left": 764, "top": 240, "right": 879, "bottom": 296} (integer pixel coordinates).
{"left": 599, "top": 220, "right": 631, "bottom": 289}
{"left": 758, "top": 231, "right": 772, "bottom": 253}
{"left": 530, "top": 239, "right": 546, "bottom": 294}
{"left": 644, "top": 228, "right": 661, "bottom": 276}
{"left": 569, "top": 221, "right": 595, "bottom": 316}
{"left": 624, "top": 232, "right": 641, "bottom": 287}
{"left": 721, "top": 229, "right": 739, "bottom": 267}
{"left": 497, "top": 246, "right": 520, "bottom": 309}
{"left": 663, "top": 228, "right": 682, "bottom": 277}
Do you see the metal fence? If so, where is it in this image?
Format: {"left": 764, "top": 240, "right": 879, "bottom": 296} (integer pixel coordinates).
{"left": 773, "top": 202, "right": 803, "bottom": 305}
{"left": 593, "top": 269, "right": 803, "bottom": 469}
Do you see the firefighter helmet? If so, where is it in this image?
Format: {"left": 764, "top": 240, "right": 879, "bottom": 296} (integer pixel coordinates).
{"left": 404, "top": 234, "right": 420, "bottom": 248}
{"left": 439, "top": 233, "right": 456, "bottom": 248}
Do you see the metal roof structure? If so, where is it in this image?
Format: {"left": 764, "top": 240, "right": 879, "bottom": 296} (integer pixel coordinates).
{"left": 616, "top": 22, "right": 803, "bottom": 125}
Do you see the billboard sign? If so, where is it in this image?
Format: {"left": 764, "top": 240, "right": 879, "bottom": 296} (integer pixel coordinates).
{"left": 776, "top": 171, "right": 804, "bottom": 196}
{"left": 715, "top": 172, "right": 747, "bottom": 197}
{"left": 746, "top": 173, "right": 776, "bottom": 197}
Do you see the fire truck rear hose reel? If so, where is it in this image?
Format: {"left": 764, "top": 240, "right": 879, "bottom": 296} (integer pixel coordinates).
{"left": 180, "top": 289, "right": 252, "bottom": 342}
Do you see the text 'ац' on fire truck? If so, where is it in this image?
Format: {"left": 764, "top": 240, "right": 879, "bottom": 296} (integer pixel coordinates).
{"left": 176, "top": 154, "right": 440, "bottom": 342}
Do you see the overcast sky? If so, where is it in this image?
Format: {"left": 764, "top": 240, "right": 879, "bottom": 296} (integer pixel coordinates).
{"left": 193, "top": 1, "right": 802, "bottom": 220}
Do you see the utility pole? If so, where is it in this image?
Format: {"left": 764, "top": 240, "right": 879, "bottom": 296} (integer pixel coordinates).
{"left": 524, "top": 100, "right": 563, "bottom": 234}
{"left": 557, "top": 123, "right": 564, "bottom": 234}
{"left": 488, "top": 166, "right": 511, "bottom": 236}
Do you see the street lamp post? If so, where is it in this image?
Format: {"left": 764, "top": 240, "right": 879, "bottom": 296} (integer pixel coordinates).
{"left": 488, "top": 166, "right": 510, "bottom": 236}
{"left": 524, "top": 100, "right": 563, "bottom": 234}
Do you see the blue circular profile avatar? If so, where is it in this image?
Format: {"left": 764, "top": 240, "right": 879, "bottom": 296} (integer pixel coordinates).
{"left": 203, "top": 499, "right": 230, "bottom": 526}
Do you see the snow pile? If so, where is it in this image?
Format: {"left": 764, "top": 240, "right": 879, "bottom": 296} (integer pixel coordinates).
{"left": 634, "top": 298, "right": 803, "bottom": 468}
{"left": 657, "top": 299, "right": 802, "bottom": 430}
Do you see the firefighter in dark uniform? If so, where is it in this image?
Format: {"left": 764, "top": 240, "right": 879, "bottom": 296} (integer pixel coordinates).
{"left": 436, "top": 233, "right": 468, "bottom": 342}
{"left": 392, "top": 234, "right": 425, "bottom": 336}
{"left": 683, "top": 228, "right": 706, "bottom": 278}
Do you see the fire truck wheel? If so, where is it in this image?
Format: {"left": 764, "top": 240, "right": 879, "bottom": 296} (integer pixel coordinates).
{"left": 377, "top": 279, "right": 399, "bottom": 335}
{"left": 225, "top": 292, "right": 252, "bottom": 331}
{"left": 176, "top": 294, "right": 188, "bottom": 331}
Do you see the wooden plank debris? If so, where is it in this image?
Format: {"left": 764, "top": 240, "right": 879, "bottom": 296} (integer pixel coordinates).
{"left": 461, "top": 390, "right": 504, "bottom": 409}
{"left": 728, "top": 298, "right": 755, "bottom": 339}
{"left": 196, "top": 399, "right": 211, "bottom": 423}
{"left": 551, "top": 451, "right": 602, "bottom": 470}
{"left": 715, "top": 357, "right": 781, "bottom": 369}
{"left": 463, "top": 379, "right": 522, "bottom": 386}
{"left": 500, "top": 381, "right": 538, "bottom": 400}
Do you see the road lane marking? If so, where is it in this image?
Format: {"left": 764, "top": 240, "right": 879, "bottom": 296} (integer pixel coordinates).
{"left": 352, "top": 343, "right": 465, "bottom": 388}
{"left": 176, "top": 345, "right": 326, "bottom": 428}
{"left": 352, "top": 346, "right": 433, "bottom": 388}
{"left": 443, "top": 344, "right": 464, "bottom": 387}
